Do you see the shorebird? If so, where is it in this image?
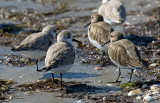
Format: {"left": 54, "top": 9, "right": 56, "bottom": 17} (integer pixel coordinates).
{"left": 98, "top": 0, "right": 126, "bottom": 31}
{"left": 11, "top": 25, "right": 56, "bottom": 71}
{"left": 84, "top": 13, "right": 114, "bottom": 66}
{"left": 101, "top": 31, "right": 144, "bottom": 82}
{"left": 41, "top": 30, "right": 81, "bottom": 86}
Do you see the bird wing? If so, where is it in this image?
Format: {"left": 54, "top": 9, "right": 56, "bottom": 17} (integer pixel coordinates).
{"left": 109, "top": 39, "right": 143, "bottom": 68}
{"left": 100, "top": 0, "right": 126, "bottom": 23}
{"left": 13, "top": 33, "right": 53, "bottom": 51}
{"left": 89, "top": 22, "right": 113, "bottom": 44}
{"left": 45, "top": 42, "right": 75, "bottom": 69}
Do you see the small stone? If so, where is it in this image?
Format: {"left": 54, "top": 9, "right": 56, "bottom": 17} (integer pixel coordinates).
{"left": 9, "top": 95, "right": 13, "bottom": 100}
{"left": 142, "top": 84, "right": 149, "bottom": 89}
{"left": 143, "top": 95, "right": 154, "bottom": 103}
{"left": 136, "top": 96, "right": 142, "bottom": 100}
{"left": 24, "top": 91, "right": 30, "bottom": 94}
{"left": 94, "top": 67, "right": 103, "bottom": 70}
{"left": 106, "top": 83, "right": 112, "bottom": 86}
{"left": 19, "top": 75, "right": 22, "bottom": 78}
{"left": 103, "top": 97, "right": 106, "bottom": 101}
{"left": 150, "top": 84, "right": 160, "bottom": 93}
{"left": 149, "top": 63, "right": 157, "bottom": 68}
{"left": 98, "top": 81, "right": 102, "bottom": 83}
{"left": 128, "top": 89, "right": 142, "bottom": 96}
{"left": 75, "top": 100, "right": 85, "bottom": 103}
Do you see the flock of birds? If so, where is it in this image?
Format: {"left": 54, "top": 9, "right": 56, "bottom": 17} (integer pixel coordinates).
{"left": 11, "top": 0, "right": 145, "bottom": 86}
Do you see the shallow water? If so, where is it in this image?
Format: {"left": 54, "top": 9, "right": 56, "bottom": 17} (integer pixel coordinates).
{"left": 0, "top": 0, "right": 53, "bottom": 13}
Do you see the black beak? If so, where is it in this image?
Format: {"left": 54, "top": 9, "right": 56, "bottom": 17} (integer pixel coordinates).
{"left": 72, "top": 38, "right": 82, "bottom": 43}
{"left": 84, "top": 21, "right": 91, "bottom": 28}
{"left": 101, "top": 40, "right": 110, "bottom": 47}
{"left": 56, "top": 33, "right": 58, "bottom": 36}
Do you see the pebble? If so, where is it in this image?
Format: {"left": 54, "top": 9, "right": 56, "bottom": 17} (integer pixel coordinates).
{"left": 103, "top": 97, "right": 106, "bottom": 102}
{"left": 128, "top": 89, "right": 142, "bottom": 96}
{"left": 98, "top": 81, "right": 102, "bottom": 83}
{"left": 143, "top": 95, "right": 154, "bottom": 103}
{"left": 75, "top": 100, "right": 85, "bottom": 103}
{"left": 150, "top": 84, "right": 160, "bottom": 93}
{"left": 94, "top": 67, "right": 103, "bottom": 70}
{"left": 106, "top": 83, "right": 113, "bottom": 86}
{"left": 142, "top": 84, "right": 149, "bottom": 89}
{"left": 149, "top": 63, "right": 157, "bottom": 68}
{"left": 136, "top": 96, "right": 142, "bottom": 100}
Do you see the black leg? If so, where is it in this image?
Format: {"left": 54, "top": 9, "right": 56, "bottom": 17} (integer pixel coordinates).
{"left": 116, "top": 67, "right": 121, "bottom": 82}
{"left": 36, "top": 59, "right": 39, "bottom": 71}
{"left": 52, "top": 73, "right": 55, "bottom": 83}
{"left": 101, "top": 51, "right": 106, "bottom": 67}
{"left": 60, "top": 73, "right": 62, "bottom": 87}
{"left": 129, "top": 69, "right": 134, "bottom": 82}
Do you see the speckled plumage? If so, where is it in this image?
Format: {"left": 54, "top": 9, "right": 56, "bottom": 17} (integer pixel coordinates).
{"left": 103, "top": 31, "right": 143, "bottom": 82}
{"left": 88, "top": 13, "right": 114, "bottom": 52}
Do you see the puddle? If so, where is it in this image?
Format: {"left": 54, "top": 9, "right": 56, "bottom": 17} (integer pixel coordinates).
{"left": 0, "top": 0, "right": 53, "bottom": 13}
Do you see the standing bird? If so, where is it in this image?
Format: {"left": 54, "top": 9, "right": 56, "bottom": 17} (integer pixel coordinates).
{"left": 41, "top": 30, "right": 81, "bottom": 86}
{"left": 101, "top": 31, "right": 144, "bottom": 82}
{"left": 98, "top": 0, "right": 126, "bottom": 31}
{"left": 11, "top": 25, "right": 56, "bottom": 71}
{"left": 84, "top": 13, "right": 114, "bottom": 66}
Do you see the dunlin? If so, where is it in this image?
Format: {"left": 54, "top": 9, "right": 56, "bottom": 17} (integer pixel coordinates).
{"left": 41, "top": 30, "right": 81, "bottom": 86}
{"left": 98, "top": 0, "right": 126, "bottom": 30}
{"left": 102, "top": 31, "right": 144, "bottom": 82}
{"left": 84, "top": 13, "right": 114, "bottom": 66}
{"left": 11, "top": 25, "right": 56, "bottom": 71}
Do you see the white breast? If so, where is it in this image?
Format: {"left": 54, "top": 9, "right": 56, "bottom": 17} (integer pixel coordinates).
{"left": 88, "top": 31, "right": 108, "bottom": 52}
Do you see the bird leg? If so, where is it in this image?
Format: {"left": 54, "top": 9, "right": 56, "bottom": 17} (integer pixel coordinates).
{"left": 129, "top": 69, "right": 134, "bottom": 83}
{"left": 60, "top": 73, "right": 63, "bottom": 87}
{"left": 116, "top": 67, "right": 121, "bottom": 82}
{"left": 100, "top": 52, "right": 106, "bottom": 67}
{"left": 36, "top": 59, "right": 39, "bottom": 71}
{"left": 52, "top": 73, "right": 55, "bottom": 83}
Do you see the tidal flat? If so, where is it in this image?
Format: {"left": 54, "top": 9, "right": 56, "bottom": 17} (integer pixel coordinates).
{"left": 0, "top": 0, "right": 160, "bottom": 102}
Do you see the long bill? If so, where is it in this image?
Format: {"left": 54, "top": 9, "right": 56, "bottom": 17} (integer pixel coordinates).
{"left": 84, "top": 21, "right": 91, "bottom": 28}
{"left": 101, "top": 40, "right": 110, "bottom": 47}
{"left": 72, "top": 38, "right": 82, "bottom": 43}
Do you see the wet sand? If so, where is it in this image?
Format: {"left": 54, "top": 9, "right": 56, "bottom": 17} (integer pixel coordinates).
{"left": 0, "top": 0, "right": 160, "bottom": 102}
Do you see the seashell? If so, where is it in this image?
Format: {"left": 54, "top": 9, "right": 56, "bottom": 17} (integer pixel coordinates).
{"left": 150, "top": 84, "right": 160, "bottom": 94}
{"left": 136, "top": 96, "right": 142, "bottom": 100}
{"left": 106, "top": 83, "right": 112, "bottom": 86}
{"left": 128, "top": 89, "right": 142, "bottom": 96}
{"left": 94, "top": 67, "right": 103, "bottom": 70}
{"left": 149, "top": 63, "right": 157, "bottom": 68}
{"left": 143, "top": 95, "right": 154, "bottom": 103}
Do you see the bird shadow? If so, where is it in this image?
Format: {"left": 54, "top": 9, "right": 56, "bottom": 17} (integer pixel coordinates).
{"left": 125, "top": 34, "right": 156, "bottom": 46}
{"left": 40, "top": 72, "right": 100, "bottom": 79}
{"left": 0, "top": 23, "right": 40, "bottom": 34}
{"left": 65, "top": 83, "right": 121, "bottom": 94}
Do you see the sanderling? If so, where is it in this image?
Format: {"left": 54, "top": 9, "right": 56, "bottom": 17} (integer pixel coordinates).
{"left": 98, "top": 0, "right": 126, "bottom": 31}
{"left": 11, "top": 25, "right": 56, "bottom": 71}
{"left": 41, "top": 30, "right": 81, "bottom": 86}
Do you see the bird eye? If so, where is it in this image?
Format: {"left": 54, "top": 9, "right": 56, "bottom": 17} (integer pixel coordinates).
{"left": 53, "top": 29, "right": 56, "bottom": 32}
{"left": 91, "top": 16, "right": 93, "bottom": 19}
